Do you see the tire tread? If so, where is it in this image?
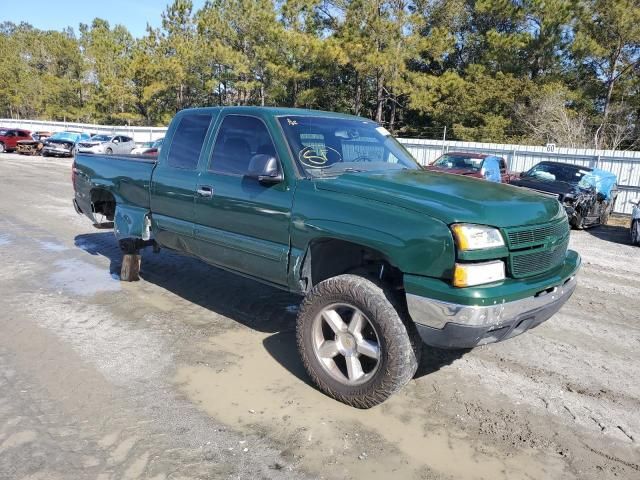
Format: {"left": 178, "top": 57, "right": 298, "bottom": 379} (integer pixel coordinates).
{"left": 296, "top": 274, "right": 421, "bottom": 408}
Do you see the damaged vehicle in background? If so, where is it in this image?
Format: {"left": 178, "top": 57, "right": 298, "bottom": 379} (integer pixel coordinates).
{"left": 0, "top": 128, "right": 32, "bottom": 153}
{"left": 509, "top": 161, "right": 618, "bottom": 229}
{"left": 16, "top": 131, "right": 52, "bottom": 155}
{"left": 42, "top": 131, "right": 91, "bottom": 157}
{"left": 630, "top": 199, "right": 640, "bottom": 245}
{"left": 425, "top": 152, "right": 516, "bottom": 183}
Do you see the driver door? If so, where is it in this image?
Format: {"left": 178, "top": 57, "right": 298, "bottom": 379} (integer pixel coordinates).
{"left": 192, "top": 114, "right": 294, "bottom": 286}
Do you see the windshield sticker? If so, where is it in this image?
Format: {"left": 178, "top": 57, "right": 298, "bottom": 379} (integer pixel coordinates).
{"left": 298, "top": 146, "right": 342, "bottom": 168}
{"left": 287, "top": 118, "right": 298, "bottom": 126}
{"left": 376, "top": 126, "right": 391, "bottom": 136}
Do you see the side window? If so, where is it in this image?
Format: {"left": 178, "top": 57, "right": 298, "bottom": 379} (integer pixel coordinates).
{"left": 210, "top": 115, "right": 276, "bottom": 175}
{"left": 167, "top": 114, "right": 212, "bottom": 170}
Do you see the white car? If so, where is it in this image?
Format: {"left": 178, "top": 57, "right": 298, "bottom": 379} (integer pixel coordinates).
{"left": 130, "top": 137, "right": 164, "bottom": 156}
{"left": 77, "top": 134, "right": 135, "bottom": 155}
{"left": 130, "top": 141, "right": 155, "bottom": 155}
{"left": 631, "top": 199, "right": 640, "bottom": 245}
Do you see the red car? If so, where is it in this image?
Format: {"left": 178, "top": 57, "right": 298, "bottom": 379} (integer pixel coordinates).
{"left": 0, "top": 128, "right": 32, "bottom": 153}
{"left": 425, "top": 151, "right": 516, "bottom": 183}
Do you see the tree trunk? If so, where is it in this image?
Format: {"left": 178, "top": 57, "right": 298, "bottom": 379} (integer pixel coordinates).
{"left": 292, "top": 78, "right": 298, "bottom": 108}
{"left": 375, "top": 71, "right": 384, "bottom": 124}
{"left": 594, "top": 45, "right": 621, "bottom": 150}
{"left": 389, "top": 94, "right": 397, "bottom": 133}
{"left": 354, "top": 72, "right": 362, "bottom": 116}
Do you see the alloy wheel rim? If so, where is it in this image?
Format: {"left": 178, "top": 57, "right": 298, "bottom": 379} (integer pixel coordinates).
{"left": 311, "top": 303, "right": 381, "bottom": 386}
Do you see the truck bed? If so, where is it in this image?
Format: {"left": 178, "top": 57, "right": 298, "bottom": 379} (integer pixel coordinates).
{"left": 73, "top": 153, "right": 157, "bottom": 221}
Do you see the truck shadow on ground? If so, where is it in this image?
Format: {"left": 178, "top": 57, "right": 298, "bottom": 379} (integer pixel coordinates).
{"left": 74, "top": 232, "right": 466, "bottom": 384}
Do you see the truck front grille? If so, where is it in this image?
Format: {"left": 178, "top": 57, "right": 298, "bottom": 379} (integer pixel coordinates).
{"left": 509, "top": 238, "right": 569, "bottom": 278}
{"left": 506, "top": 220, "right": 569, "bottom": 248}
{"left": 504, "top": 218, "right": 570, "bottom": 278}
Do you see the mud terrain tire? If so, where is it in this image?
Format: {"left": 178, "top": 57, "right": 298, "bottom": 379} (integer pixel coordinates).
{"left": 296, "top": 274, "right": 421, "bottom": 408}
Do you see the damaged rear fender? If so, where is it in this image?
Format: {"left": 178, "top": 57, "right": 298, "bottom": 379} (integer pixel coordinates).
{"left": 114, "top": 204, "right": 152, "bottom": 241}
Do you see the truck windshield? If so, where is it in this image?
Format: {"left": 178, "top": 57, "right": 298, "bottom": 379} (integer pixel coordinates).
{"left": 278, "top": 116, "right": 420, "bottom": 177}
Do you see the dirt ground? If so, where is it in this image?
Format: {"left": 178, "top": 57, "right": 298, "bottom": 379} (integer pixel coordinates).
{"left": 0, "top": 153, "right": 638, "bottom": 480}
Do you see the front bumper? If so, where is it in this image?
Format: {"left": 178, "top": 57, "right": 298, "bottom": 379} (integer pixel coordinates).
{"left": 43, "top": 145, "right": 73, "bottom": 155}
{"left": 77, "top": 146, "right": 104, "bottom": 154}
{"left": 406, "top": 253, "right": 580, "bottom": 349}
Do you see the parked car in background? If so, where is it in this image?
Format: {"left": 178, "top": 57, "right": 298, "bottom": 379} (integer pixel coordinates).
{"left": 425, "top": 152, "right": 514, "bottom": 183}
{"left": 42, "top": 131, "right": 91, "bottom": 157}
{"left": 509, "top": 161, "right": 618, "bottom": 229}
{"left": 77, "top": 134, "right": 135, "bottom": 155}
{"left": 630, "top": 199, "right": 640, "bottom": 245}
{"left": 0, "top": 128, "right": 32, "bottom": 153}
{"left": 136, "top": 137, "right": 163, "bottom": 157}
{"left": 130, "top": 141, "right": 154, "bottom": 155}
{"left": 16, "top": 131, "right": 52, "bottom": 155}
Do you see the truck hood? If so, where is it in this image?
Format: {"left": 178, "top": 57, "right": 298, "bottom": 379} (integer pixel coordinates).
{"left": 315, "top": 169, "right": 562, "bottom": 228}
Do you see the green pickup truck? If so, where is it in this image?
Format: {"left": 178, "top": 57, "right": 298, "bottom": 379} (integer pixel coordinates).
{"left": 73, "top": 107, "right": 580, "bottom": 407}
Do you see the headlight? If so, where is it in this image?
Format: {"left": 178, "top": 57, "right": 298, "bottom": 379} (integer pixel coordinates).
{"left": 453, "top": 260, "right": 505, "bottom": 287}
{"left": 451, "top": 224, "right": 505, "bottom": 251}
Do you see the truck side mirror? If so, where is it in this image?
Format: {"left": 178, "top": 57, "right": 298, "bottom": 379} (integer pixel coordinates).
{"left": 519, "top": 171, "right": 525, "bottom": 178}
{"left": 247, "top": 154, "right": 283, "bottom": 185}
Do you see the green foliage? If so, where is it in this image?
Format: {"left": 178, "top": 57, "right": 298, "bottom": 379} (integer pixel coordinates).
{"left": 0, "top": 1, "right": 638, "bottom": 148}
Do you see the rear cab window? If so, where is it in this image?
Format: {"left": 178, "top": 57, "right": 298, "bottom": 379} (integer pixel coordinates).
{"left": 167, "top": 114, "right": 213, "bottom": 169}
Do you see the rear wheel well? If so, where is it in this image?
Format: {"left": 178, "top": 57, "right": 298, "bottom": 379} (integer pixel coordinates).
{"left": 302, "top": 239, "right": 403, "bottom": 293}
{"left": 90, "top": 189, "right": 116, "bottom": 221}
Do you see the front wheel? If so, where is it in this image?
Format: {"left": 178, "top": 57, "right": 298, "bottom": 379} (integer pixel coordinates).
{"left": 631, "top": 220, "right": 640, "bottom": 246}
{"left": 105, "top": 148, "right": 113, "bottom": 155}
{"left": 296, "top": 274, "right": 421, "bottom": 408}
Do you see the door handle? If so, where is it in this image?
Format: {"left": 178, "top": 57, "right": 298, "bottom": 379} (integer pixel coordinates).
{"left": 196, "top": 185, "right": 214, "bottom": 198}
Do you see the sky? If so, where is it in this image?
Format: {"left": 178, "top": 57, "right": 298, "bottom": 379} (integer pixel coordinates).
{"left": 1, "top": 0, "right": 207, "bottom": 37}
